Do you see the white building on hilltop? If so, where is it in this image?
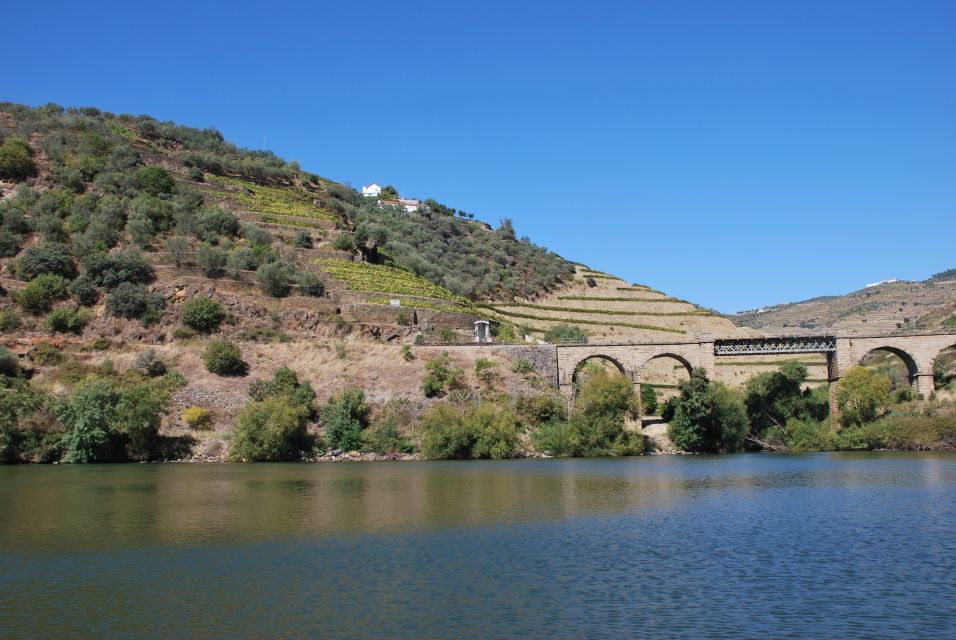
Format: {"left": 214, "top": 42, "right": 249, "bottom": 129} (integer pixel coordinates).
{"left": 381, "top": 198, "right": 423, "bottom": 213}
{"left": 362, "top": 183, "right": 382, "bottom": 197}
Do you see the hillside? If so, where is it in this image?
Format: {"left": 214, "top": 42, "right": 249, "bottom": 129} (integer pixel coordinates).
{"left": 733, "top": 273, "right": 956, "bottom": 335}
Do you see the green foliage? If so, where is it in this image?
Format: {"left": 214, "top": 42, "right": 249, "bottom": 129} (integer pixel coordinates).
{"left": 255, "top": 260, "right": 293, "bottom": 297}
{"left": 165, "top": 236, "right": 190, "bottom": 266}
{"left": 836, "top": 365, "right": 891, "bottom": 427}
{"left": 45, "top": 307, "right": 85, "bottom": 334}
{"left": 248, "top": 366, "right": 315, "bottom": 415}
{"left": 32, "top": 342, "right": 63, "bottom": 366}
{"left": 511, "top": 358, "right": 534, "bottom": 375}
{"left": 313, "top": 259, "right": 472, "bottom": 305}
{"left": 323, "top": 388, "right": 369, "bottom": 451}
{"left": 229, "top": 395, "right": 309, "bottom": 461}
{"left": 135, "top": 348, "right": 166, "bottom": 377}
{"left": 668, "top": 369, "right": 749, "bottom": 453}
{"left": 517, "top": 393, "right": 567, "bottom": 426}
{"left": 81, "top": 250, "right": 155, "bottom": 289}
{"left": 0, "top": 229, "right": 21, "bottom": 257}
{"left": 379, "top": 185, "right": 399, "bottom": 200}
{"left": 106, "top": 282, "right": 164, "bottom": 320}
{"left": 180, "top": 296, "right": 226, "bottom": 332}
{"left": 832, "top": 403, "right": 956, "bottom": 451}
{"left": 68, "top": 275, "right": 99, "bottom": 306}
{"left": 419, "top": 402, "right": 519, "bottom": 459}
{"left": 0, "top": 309, "right": 21, "bottom": 332}
{"left": 195, "top": 207, "right": 240, "bottom": 241}
{"left": 204, "top": 175, "right": 337, "bottom": 222}
{"left": 91, "top": 337, "right": 112, "bottom": 350}
{"left": 363, "top": 418, "right": 414, "bottom": 454}
{"left": 744, "top": 362, "right": 829, "bottom": 440}
{"left": 136, "top": 165, "right": 175, "bottom": 196}
{"left": 401, "top": 345, "right": 415, "bottom": 361}
{"left": 0, "top": 138, "right": 37, "bottom": 181}
{"left": 641, "top": 384, "right": 659, "bottom": 415}
{"left": 331, "top": 234, "right": 355, "bottom": 252}
{"left": 203, "top": 339, "right": 247, "bottom": 376}
{"left": 0, "top": 378, "right": 61, "bottom": 463}
{"left": 196, "top": 243, "right": 227, "bottom": 277}
{"left": 292, "top": 231, "right": 313, "bottom": 248}
{"left": 294, "top": 270, "right": 325, "bottom": 297}
{"left": 543, "top": 323, "right": 589, "bottom": 344}
{"left": 15, "top": 274, "right": 68, "bottom": 314}
{"left": 422, "top": 351, "right": 464, "bottom": 397}
{"left": 16, "top": 243, "right": 77, "bottom": 281}
{"left": 0, "top": 346, "right": 19, "bottom": 377}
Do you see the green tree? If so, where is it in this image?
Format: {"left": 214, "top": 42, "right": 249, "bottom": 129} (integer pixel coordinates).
{"left": 15, "top": 274, "right": 68, "bottom": 314}
{"left": 136, "top": 166, "right": 175, "bottom": 196}
{"left": 255, "top": 260, "right": 293, "bottom": 297}
{"left": 229, "top": 396, "right": 309, "bottom": 461}
{"left": 203, "top": 339, "right": 246, "bottom": 376}
{"left": 323, "top": 388, "right": 369, "bottom": 451}
{"left": 668, "top": 369, "right": 749, "bottom": 453}
{"left": 422, "top": 351, "right": 464, "bottom": 397}
{"left": 836, "top": 365, "right": 891, "bottom": 426}
{"left": 379, "top": 185, "right": 399, "bottom": 200}
{"left": 180, "top": 296, "right": 226, "bottom": 332}
{"left": 640, "top": 384, "right": 659, "bottom": 416}
{"left": 45, "top": 308, "right": 85, "bottom": 334}
{"left": 59, "top": 378, "right": 121, "bottom": 463}
{"left": 16, "top": 243, "right": 77, "bottom": 281}
{"left": 0, "top": 138, "right": 37, "bottom": 181}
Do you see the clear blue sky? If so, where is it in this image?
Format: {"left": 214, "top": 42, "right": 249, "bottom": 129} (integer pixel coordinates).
{"left": 6, "top": 0, "right": 955, "bottom": 312}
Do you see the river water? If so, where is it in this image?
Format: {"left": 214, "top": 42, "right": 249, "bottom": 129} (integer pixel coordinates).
{"left": 1, "top": 453, "right": 954, "bottom": 639}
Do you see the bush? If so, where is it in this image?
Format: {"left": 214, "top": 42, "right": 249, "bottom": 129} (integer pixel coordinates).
{"left": 323, "top": 388, "right": 369, "bottom": 451}
{"left": 422, "top": 351, "right": 464, "bottom": 397}
{"left": 292, "top": 231, "right": 313, "bottom": 248}
{"left": 668, "top": 369, "right": 749, "bottom": 453}
{"left": 256, "top": 261, "right": 293, "bottom": 297}
{"left": 420, "top": 402, "right": 519, "bottom": 459}
{"left": 517, "top": 393, "right": 567, "bottom": 426}
{"left": 17, "top": 243, "right": 77, "bottom": 281}
{"left": 182, "top": 406, "right": 213, "bottom": 429}
{"left": 294, "top": 270, "right": 325, "bottom": 297}
{"left": 332, "top": 234, "right": 355, "bottom": 252}
{"left": 91, "top": 337, "right": 111, "bottom": 350}
{"left": 69, "top": 275, "right": 100, "bottom": 306}
{"left": 0, "top": 138, "right": 37, "bottom": 181}
{"left": 401, "top": 345, "right": 415, "bottom": 361}
{"left": 81, "top": 251, "right": 155, "bottom": 289}
{"left": 180, "top": 296, "right": 226, "bottom": 332}
{"left": 641, "top": 384, "right": 659, "bottom": 416}
{"left": 203, "top": 339, "right": 247, "bottom": 376}
{"left": 45, "top": 308, "right": 85, "bottom": 334}
{"left": 247, "top": 366, "right": 315, "bottom": 415}
{"left": 0, "top": 346, "right": 19, "bottom": 377}
{"left": 544, "top": 323, "right": 588, "bottom": 344}
{"left": 59, "top": 378, "right": 120, "bottom": 463}
{"left": 363, "top": 418, "right": 414, "bottom": 454}
{"left": 105, "top": 282, "right": 151, "bottom": 318}
{"left": 31, "top": 342, "right": 63, "bottom": 366}
{"left": 136, "top": 166, "right": 175, "bottom": 196}
{"left": 585, "top": 276, "right": 597, "bottom": 288}
{"left": 0, "top": 230, "right": 21, "bottom": 257}
{"left": 196, "top": 243, "right": 226, "bottom": 277}
{"left": 0, "top": 309, "right": 21, "bottom": 332}
{"left": 165, "top": 236, "right": 190, "bottom": 266}
{"left": 229, "top": 395, "right": 309, "bottom": 461}
{"left": 836, "top": 365, "right": 891, "bottom": 427}
{"left": 512, "top": 358, "right": 534, "bottom": 375}
{"left": 135, "top": 348, "right": 166, "bottom": 377}
{"left": 195, "top": 207, "right": 240, "bottom": 241}
{"left": 15, "top": 274, "right": 68, "bottom": 314}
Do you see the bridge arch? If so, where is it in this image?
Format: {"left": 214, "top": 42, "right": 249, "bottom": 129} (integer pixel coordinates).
{"left": 856, "top": 345, "right": 920, "bottom": 391}
{"left": 933, "top": 342, "right": 956, "bottom": 393}
{"left": 571, "top": 354, "right": 628, "bottom": 386}
{"left": 638, "top": 353, "right": 694, "bottom": 407}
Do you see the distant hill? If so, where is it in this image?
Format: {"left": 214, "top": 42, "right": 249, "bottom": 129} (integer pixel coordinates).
{"left": 733, "top": 272, "right": 956, "bottom": 335}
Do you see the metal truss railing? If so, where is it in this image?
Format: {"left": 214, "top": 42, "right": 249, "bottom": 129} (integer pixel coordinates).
{"left": 714, "top": 336, "right": 836, "bottom": 356}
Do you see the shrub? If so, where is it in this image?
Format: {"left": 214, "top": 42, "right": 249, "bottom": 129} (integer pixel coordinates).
{"left": 69, "top": 275, "right": 100, "bottom": 306}
{"left": 59, "top": 378, "right": 120, "bottom": 463}
{"left": 135, "top": 348, "right": 166, "bottom": 377}
{"left": 544, "top": 323, "right": 588, "bottom": 344}
{"left": 512, "top": 358, "right": 534, "bottom": 375}
{"left": 182, "top": 406, "right": 213, "bottom": 429}
{"left": 136, "top": 166, "right": 175, "bottom": 196}
{"left": 396, "top": 310, "right": 412, "bottom": 326}
{"left": 256, "top": 260, "right": 293, "bottom": 297}
{"left": 401, "top": 345, "right": 415, "bottom": 361}
{"left": 332, "top": 234, "right": 355, "bottom": 252}
{"left": 31, "top": 342, "right": 63, "bottom": 366}
{"left": 0, "top": 309, "right": 21, "bottom": 332}
{"left": 45, "top": 308, "right": 85, "bottom": 334}
{"left": 195, "top": 207, "right": 240, "bottom": 241}
{"left": 836, "top": 365, "right": 892, "bottom": 426}
{"left": 668, "top": 369, "right": 749, "bottom": 453}
{"left": 81, "top": 251, "right": 155, "bottom": 289}
{"left": 187, "top": 167, "right": 205, "bottom": 182}
{"left": 248, "top": 366, "right": 315, "bottom": 414}
{"left": 422, "top": 351, "right": 464, "bottom": 397}
{"left": 292, "top": 231, "right": 313, "bottom": 248}
{"left": 323, "top": 388, "right": 369, "bottom": 451}
{"left": 363, "top": 418, "right": 413, "bottom": 454}
{"left": 585, "top": 276, "right": 597, "bottom": 288}
{"left": 126, "top": 211, "right": 156, "bottom": 247}
{"left": 641, "top": 384, "right": 659, "bottom": 415}
{"left": 0, "top": 138, "right": 37, "bottom": 181}
{"left": 0, "top": 230, "right": 21, "bottom": 257}
{"left": 229, "top": 395, "right": 309, "bottom": 461}
{"left": 294, "top": 270, "right": 325, "bottom": 297}
{"left": 517, "top": 393, "right": 567, "bottom": 426}
{"left": 203, "top": 339, "right": 247, "bottom": 376}
{"left": 165, "top": 236, "right": 190, "bottom": 266}
{"left": 196, "top": 243, "right": 227, "bottom": 277}
{"left": 91, "top": 337, "right": 111, "bottom": 350}
{"left": 0, "top": 346, "right": 19, "bottom": 377}
{"left": 15, "top": 274, "right": 68, "bottom": 314}
{"left": 419, "top": 403, "right": 519, "bottom": 459}
{"left": 180, "top": 296, "right": 226, "bottom": 332}
{"left": 16, "top": 243, "right": 77, "bottom": 281}
{"left": 106, "top": 282, "right": 150, "bottom": 318}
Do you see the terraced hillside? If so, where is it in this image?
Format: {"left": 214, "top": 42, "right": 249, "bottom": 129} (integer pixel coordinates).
{"left": 733, "top": 275, "right": 956, "bottom": 335}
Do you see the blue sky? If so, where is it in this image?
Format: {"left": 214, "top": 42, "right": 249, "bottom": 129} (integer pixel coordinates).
{"left": 6, "top": 0, "right": 955, "bottom": 312}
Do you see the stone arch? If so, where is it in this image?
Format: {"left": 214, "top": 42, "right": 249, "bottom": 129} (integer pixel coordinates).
{"left": 932, "top": 342, "right": 956, "bottom": 392}
{"left": 571, "top": 354, "right": 628, "bottom": 385}
{"left": 638, "top": 353, "right": 693, "bottom": 405}
{"left": 639, "top": 352, "right": 694, "bottom": 378}
{"left": 856, "top": 345, "right": 920, "bottom": 390}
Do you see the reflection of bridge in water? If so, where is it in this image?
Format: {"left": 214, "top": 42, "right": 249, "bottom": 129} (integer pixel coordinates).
{"left": 555, "top": 332, "right": 956, "bottom": 423}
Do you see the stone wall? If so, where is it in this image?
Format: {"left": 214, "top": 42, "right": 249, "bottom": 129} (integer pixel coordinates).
{"left": 492, "top": 344, "right": 558, "bottom": 385}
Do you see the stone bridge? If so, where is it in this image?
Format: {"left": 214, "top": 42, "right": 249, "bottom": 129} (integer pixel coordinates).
{"left": 554, "top": 331, "right": 956, "bottom": 424}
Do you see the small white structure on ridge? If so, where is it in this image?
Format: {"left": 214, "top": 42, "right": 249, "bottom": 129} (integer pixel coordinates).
{"left": 381, "top": 198, "right": 423, "bottom": 213}
{"left": 362, "top": 183, "right": 382, "bottom": 197}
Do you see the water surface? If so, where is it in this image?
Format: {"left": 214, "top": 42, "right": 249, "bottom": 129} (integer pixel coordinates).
{"left": 1, "top": 453, "right": 954, "bottom": 638}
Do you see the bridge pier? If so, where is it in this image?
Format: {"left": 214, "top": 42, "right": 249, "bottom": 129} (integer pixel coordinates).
{"left": 913, "top": 373, "right": 935, "bottom": 400}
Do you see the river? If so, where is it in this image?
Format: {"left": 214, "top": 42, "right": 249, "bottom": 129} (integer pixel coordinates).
{"left": 1, "top": 453, "right": 954, "bottom": 638}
